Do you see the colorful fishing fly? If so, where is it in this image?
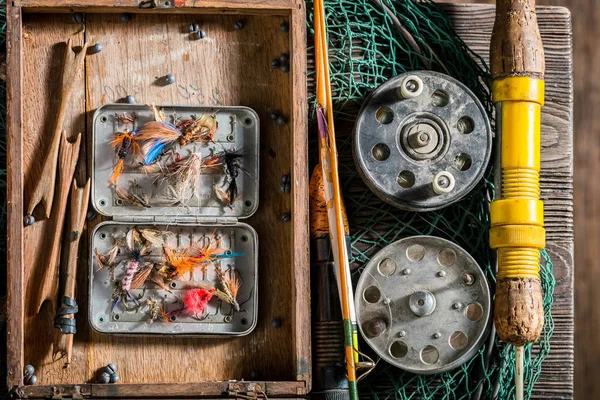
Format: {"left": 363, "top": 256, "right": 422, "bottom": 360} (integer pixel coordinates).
{"left": 214, "top": 262, "right": 242, "bottom": 312}
{"left": 203, "top": 148, "right": 246, "bottom": 207}
{"left": 136, "top": 106, "right": 218, "bottom": 165}
{"left": 176, "top": 114, "right": 218, "bottom": 145}
{"left": 109, "top": 131, "right": 141, "bottom": 185}
{"left": 108, "top": 228, "right": 166, "bottom": 310}
{"left": 159, "top": 232, "right": 240, "bottom": 280}
{"left": 179, "top": 288, "right": 215, "bottom": 320}
{"left": 161, "top": 153, "right": 205, "bottom": 205}
{"left": 137, "top": 121, "right": 182, "bottom": 165}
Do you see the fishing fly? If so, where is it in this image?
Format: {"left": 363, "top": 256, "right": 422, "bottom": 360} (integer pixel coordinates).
{"left": 136, "top": 105, "right": 218, "bottom": 165}
{"left": 159, "top": 231, "right": 240, "bottom": 280}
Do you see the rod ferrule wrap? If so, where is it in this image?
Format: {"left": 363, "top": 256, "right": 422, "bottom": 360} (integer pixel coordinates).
{"left": 490, "top": 77, "right": 545, "bottom": 280}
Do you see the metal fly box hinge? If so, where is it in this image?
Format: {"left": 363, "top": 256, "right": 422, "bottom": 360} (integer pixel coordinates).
{"left": 227, "top": 381, "right": 265, "bottom": 399}
{"left": 113, "top": 215, "right": 239, "bottom": 224}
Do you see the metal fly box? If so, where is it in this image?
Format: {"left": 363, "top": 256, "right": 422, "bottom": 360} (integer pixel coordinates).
{"left": 89, "top": 104, "right": 259, "bottom": 336}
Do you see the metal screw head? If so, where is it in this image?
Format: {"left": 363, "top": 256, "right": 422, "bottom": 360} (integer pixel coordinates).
{"left": 463, "top": 273, "right": 475, "bottom": 285}
{"left": 164, "top": 73, "right": 175, "bottom": 85}
{"left": 270, "top": 111, "right": 280, "bottom": 120}
{"left": 402, "top": 268, "right": 411, "bottom": 275}
{"left": 409, "top": 290, "right": 436, "bottom": 317}
{"left": 271, "top": 59, "right": 281, "bottom": 68}
{"left": 437, "top": 270, "right": 447, "bottom": 277}
{"left": 89, "top": 43, "right": 103, "bottom": 54}
{"left": 276, "top": 115, "right": 288, "bottom": 126}
{"left": 86, "top": 209, "right": 97, "bottom": 220}
{"left": 417, "top": 132, "right": 430, "bottom": 145}
{"left": 120, "top": 13, "right": 131, "bottom": 22}
{"left": 24, "top": 365, "right": 35, "bottom": 377}
{"left": 433, "top": 332, "right": 442, "bottom": 339}
{"left": 383, "top": 298, "right": 391, "bottom": 305}
{"left": 105, "top": 363, "right": 117, "bottom": 374}
{"left": 398, "top": 330, "right": 406, "bottom": 338}
{"left": 271, "top": 318, "right": 282, "bottom": 328}
{"left": 24, "top": 375, "right": 37, "bottom": 385}
{"left": 437, "top": 176, "right": 450, "bottom": 188}
{"left": 453, "top": 302, "right": 463, "bottom": 310}
{"left": 279, "top": 53, "right": 290, "bottom": 63}
{"left": 281, "top": 64, "right": 290, "bottom": 73}
{"left": 189, "top": 30, "right": 206, "bottom": 40}
{"left": 99, "top": 372, "right": 111, "bottom": 383}
{"left": 24, "top": 215, "right": 35, "bottom": 226}
{"left": 72, "top": 13, "right": 84, "bottom": 24}
{"left": 124, "top": 95, "right": 135, "bottom": 104}
{"left": 188, "top": 23, "right": 200, "bottom": 33}
{"left": 109, "top": 373, "right": 119, "bottom": 383}
{"left": 281, "top": 212, "right": 291, "bottom": 222}
{"left": 280, "top": 22, "right": 289, "bottom": 32}
{"left": 233, "top": 20, "right": 244, "bottom": 30}
{"left": 280, "top": 176, "right": 291, "bottom": 193}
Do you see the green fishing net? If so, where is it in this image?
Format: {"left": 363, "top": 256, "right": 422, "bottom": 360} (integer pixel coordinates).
{"left": 306, "top": 0, "right": 555, "bottom": 399}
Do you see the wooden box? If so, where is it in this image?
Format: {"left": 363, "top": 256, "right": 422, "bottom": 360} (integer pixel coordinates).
{"left": 6, "top": 1, "right": 310, "bottom": 398}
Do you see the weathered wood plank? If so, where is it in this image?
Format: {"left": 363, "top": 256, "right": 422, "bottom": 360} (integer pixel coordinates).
{"left": 15, "top": 381, "right": 306, "bottom": 398}
{"left": 5, "top": 0, "right": 25, "bottom": 389}
{"left": 288, "top": 0, "right": 311, "bottom": 389}
{"left": 14, "top": 0, "right": 297, "bottom": 9}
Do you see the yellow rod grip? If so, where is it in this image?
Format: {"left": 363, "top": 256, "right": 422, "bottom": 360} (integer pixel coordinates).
{"left": 490, "top": 77, "right": 546, "bottom": 280}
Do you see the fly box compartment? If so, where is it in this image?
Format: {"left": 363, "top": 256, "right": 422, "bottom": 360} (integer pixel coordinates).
{"left": 90, "top": 104, "right": 260, "bottom": 336}
{"left": 90, "top": 222, "right": 258, "bottom": 335}
{"left": 92, "top": 104, "right": 260, "bottom": 218}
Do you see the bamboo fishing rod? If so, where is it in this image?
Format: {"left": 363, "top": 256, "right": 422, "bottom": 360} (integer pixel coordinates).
{"left": 313, "top": 0, "right": 360, "bottom": 398}
{"left": 489, "top": 1, "right": 546, "bottom": 399}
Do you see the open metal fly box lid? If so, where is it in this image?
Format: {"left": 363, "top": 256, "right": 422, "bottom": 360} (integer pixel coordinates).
{"left": 90, "top": 104, "right": 259, "bottom": 336}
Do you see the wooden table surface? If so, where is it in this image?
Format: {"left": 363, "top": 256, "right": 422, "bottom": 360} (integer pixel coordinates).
{"left": 444, "top": 4, "right": 574, "bottom": 398}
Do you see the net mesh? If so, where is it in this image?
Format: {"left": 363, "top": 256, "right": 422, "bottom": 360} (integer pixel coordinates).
{"left": 306, "top": 1, "right": 555, "bottom": 399}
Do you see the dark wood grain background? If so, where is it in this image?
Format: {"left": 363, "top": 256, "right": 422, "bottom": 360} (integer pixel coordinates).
{"left": 460, "top": 0, "right": 584, "bottom": 398}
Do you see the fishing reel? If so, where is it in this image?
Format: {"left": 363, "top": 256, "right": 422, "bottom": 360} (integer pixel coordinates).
{"left": 355, "top": 236, "right": 492, "bottom": 374}
{"left": 353, "top": 71, "right": 492, "bottom": 211}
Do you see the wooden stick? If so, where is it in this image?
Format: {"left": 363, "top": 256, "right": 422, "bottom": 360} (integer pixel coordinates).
{"left": 35, "top": 131, "right": 82, "bottom": 313}
{"left": 26, "top": 39, "right": 88, "bottom": 220}
{"left": 53, "top": 178, "right": 90, "bottom": 367}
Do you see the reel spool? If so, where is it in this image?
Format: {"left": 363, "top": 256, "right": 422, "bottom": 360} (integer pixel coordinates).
{"left": 355, "top": 236, "right": 491, "bottom": 374}
{"left": 353, "top": 71, "right": 492, "bottom": 211}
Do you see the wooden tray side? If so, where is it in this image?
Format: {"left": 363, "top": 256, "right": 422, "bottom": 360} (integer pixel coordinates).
{"left": 289, "top": 0, "right": 310, "bottom": 388}
{"left": 6, "top": 1, "right": 25, "bottom": 389}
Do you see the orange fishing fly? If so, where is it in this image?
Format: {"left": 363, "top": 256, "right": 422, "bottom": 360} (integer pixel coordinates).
{"left": 109, "top": 130, "right": 141, "bottom": 185}
{"left": 160, "top": 232, "right": 239, "bottom": 280}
